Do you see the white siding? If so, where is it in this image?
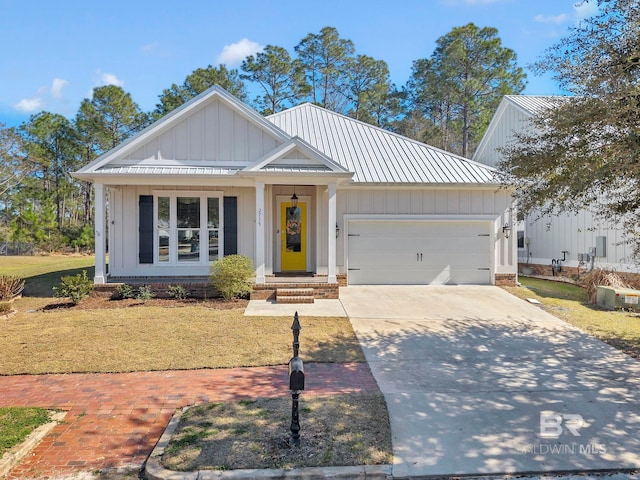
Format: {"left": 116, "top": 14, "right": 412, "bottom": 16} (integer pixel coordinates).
{"left": 122, "top": 100, "right": 279, "bottom": 163}
{"left": 522, "top": 209, "right": 638, "bottom": 272}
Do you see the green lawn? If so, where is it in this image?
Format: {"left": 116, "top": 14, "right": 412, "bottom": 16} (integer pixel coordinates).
{"left": 504, "top": 276, "right": 640, "bottom": 359}
{"left": 0, "top": 407, "right": 50, "bottom": 457}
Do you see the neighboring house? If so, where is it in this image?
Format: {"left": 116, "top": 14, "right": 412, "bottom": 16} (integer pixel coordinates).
{"left": 73, "top": 86, "right": 516, "bottom": 294}
{"left": 473, "top": 95, "right": 640, "bottom": 275}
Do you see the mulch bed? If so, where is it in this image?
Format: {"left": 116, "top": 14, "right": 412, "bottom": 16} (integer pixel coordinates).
{"left": 44, "top": 296, "right": 249, "bottom": 310}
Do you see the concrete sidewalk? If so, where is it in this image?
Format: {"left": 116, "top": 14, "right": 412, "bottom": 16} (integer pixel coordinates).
{"left": 341, "top": 285, "right": 640, "bottom": 478}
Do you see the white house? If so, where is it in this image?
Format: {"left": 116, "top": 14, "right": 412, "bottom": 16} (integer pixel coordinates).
{"left": 473, "top": 95, "right": 639, "bottom": 275}
{"left": 73, "top": 86, "right": 517, "bottom": 296}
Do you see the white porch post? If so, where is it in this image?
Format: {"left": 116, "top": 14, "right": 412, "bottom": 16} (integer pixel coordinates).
{"left": 93, "top": 183, "right": 106, "bottom": 284}
{"left": 255, "top": 182, "right": 266, "bottom": 284}
{"left": 327, "top": 182, "right": 337, "bottom": 283}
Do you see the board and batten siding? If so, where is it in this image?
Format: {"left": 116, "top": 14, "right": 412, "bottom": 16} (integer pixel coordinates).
{"left": 523, "top": 209, "right": 637, "bottom": 272}
{"left": 122, "top": 99, "right": 280, "bottom": 163}
{"left": 474, "top": 104, "right": 531, "bottom": 168}
{"left": 108, "top": 185, "right": 256, "bottom": 278}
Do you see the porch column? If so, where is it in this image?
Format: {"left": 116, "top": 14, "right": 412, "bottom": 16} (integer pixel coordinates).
{"left": 327, "top": 182, "right": 337, "bottom": 283}
{"left": 93, "top": 182, "right": 106, "bottom": 284}
{"left": 255, "top": 182, "right": 266, "bottom": 284}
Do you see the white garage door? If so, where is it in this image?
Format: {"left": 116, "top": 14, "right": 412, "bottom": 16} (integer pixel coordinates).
{"left": 347, "top": 221, "right": 492, "bottom": 285}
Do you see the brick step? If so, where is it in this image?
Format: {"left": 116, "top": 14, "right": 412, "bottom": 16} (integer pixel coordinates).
{"left": 276, "top": 288, "right": 314, "bottom": 297}
{"left": 276, "top": 295, "right": 315, "bottom": 304}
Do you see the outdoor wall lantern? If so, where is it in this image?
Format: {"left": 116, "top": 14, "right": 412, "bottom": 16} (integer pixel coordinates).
{"left": 336, "top": 223, "right": 340, "bottom": 238}
{"left": 502, "top": 222, "right": 512, "bottom": 239}
{"left": 290, "top": 188, "right": 298, "bottom": 208}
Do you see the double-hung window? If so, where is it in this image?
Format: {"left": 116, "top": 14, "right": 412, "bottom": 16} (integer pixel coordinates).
{"left": 154, "top": 192, "right": 222, "bottom": 265}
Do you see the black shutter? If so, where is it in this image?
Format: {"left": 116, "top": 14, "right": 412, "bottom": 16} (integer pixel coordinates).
{"left": 139, "top": 195, "right": 154, "bottom": 264}
{"left": 223, "top": 196, "right": 237, "bottom": 256}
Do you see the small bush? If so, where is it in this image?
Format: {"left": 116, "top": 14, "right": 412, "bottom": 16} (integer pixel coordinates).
{"left": 0, "top": 302, "right": 13, "bottom": 315}
{"left": 0, "top": 275, "right": 25, "bottom": 301}
{"left": 136, "top": 285, "right": 156, "bottom": 301}
{"left": 210, "top": 255, "right": 254, "bottom": 300}
{"left": 168, "top": 284, "right": 190, "bottom": 300}
{"left": 52, "top": 270, "right": 94, "bottom": 305}
{"left": 116, "top": 283, "right": 136, "bottom": 299}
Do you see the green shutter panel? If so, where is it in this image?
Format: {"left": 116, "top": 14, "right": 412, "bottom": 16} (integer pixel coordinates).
{"left": 139, "top": 195, "right": 154, "bottom": 264}
{"left": 223, "top": 196, "right": 237, "bottom": 256}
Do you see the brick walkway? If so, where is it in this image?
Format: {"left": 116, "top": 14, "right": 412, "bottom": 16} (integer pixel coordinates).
{"left": 0, "top": 363, "right": 379, "bottom": 479}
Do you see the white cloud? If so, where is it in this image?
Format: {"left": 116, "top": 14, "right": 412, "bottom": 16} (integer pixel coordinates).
{"left": 12, "top": 77, "right": 69, "bottom": 113}
{"left": 574, "top": 0, "right": 599, "bottom": 21}
{"left": 14, "top": 97, "right": 45, "bottom": 113}
{"left": 216, "top": 38, "right": 264, "bottom": 66}
{"left": 51, "top": 78, "right": 69, "bottom": 99}
{"left": 534, "top": 13, "right": 569, "bottom": 24}
{"left": 100, "top": 72, "right": 125, "bottom": 87}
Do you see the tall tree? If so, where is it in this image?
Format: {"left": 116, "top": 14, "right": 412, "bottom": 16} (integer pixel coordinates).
{"left": 19, "top": 112, "right": 79, "bottom": 232}
{"left": 406, "top": 23, "right": 526, "bottom": 157}
{"left": 77, "top": 85, "right": 148, "bottom": 153}
{"left": 240, "top": 45, "right": 309, "bottom": 115}
{"left": 295, "top": 26, "right": 355, "bottom": 112}
{"left": 0, "top": 123, "right": 31, "bottom": 198}
{"left": 154, "top": 65, "right": 247, "bottom": 118}
{"left": 344, "top": 55, "right": 396, "bottom": 124}
{"left": 498, "top": 0, "right": 640, "bottom": 255}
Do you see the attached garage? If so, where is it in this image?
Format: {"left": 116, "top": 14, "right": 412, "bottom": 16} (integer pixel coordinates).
{"left": 347, "top": 219, "right": 493, "bottom": 285}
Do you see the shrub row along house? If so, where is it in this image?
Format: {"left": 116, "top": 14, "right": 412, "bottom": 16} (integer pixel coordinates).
{"left": 473, "top": 95, "right": 640, "bottom": 278}
{"left": 74, "top": 86, "right": 516, "bottom": 298}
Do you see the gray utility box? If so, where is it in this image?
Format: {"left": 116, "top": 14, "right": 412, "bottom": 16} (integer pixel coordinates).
{"left": 596, "top": 286, "right": 640, "bottom": 312}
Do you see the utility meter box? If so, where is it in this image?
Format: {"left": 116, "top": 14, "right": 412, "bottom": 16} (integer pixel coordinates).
{"left": 596, "top": 286, "right": 640, "bottom": 312}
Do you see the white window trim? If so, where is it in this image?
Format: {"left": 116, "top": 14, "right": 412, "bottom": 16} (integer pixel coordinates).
{"left": 152, "top": 190, "right": 224, "bottom": 266}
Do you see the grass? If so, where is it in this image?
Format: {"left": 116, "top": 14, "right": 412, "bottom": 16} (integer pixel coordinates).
{"left": 504, "top": 276, "right": 640, "bottom": 359}
{"left": 0, "top": 254, "right": 95, "bottom": 298}
{"left": 0, "top": 254, "right": 364, "bottom": 374}
{"left": 162, "top": 394, "right": 392, "bottom": 471}
{"left": 0, "top": 407, "right": 50, "bottom": 457}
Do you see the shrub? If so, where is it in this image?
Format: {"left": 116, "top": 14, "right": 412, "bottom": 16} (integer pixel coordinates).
{"left": 210, "top": 255, "right": 254, "bottom": 300}
{"left": 116, "top": 283, "right": 136, "bottom": 299}
{"left": 52, "top": 270, "right": 94, "bottom": 305}
{"left": 136, "top": 285, "right": 156, "bottom": 301}
{"left": 168, "top": 284, "right": 190, "bottom": 300}
{"left": 0, "top": 275, "right": 25, "bottom": 301}
{"left": 0, "top": 302, "right": 13, "bottom": 316}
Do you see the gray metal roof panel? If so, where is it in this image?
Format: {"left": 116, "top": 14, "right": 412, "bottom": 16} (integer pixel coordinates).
{"left": 268, "top": 104, "right": 496, "bottom": 185}
{"left": 504, "top": 95, "right": 569, "bottom": 115}
{"left": 97, "top": 166, "right": 240, "bottom": 175}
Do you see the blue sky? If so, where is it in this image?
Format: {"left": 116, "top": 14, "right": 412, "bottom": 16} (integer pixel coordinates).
{"left": 0, "top": 0, "right": 599, "bottom": 127}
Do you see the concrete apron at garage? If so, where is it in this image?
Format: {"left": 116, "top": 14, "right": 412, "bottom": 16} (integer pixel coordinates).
{"left": 340, "top": 285, "right": 640, "bottom": 478}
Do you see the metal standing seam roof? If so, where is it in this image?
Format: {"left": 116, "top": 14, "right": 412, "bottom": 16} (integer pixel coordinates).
{"left": 96, "top": 166, "right": 241, "bottom": 175}
{"left": 504, "top": 95, "right": 569, "bottom": 115}
{"left": 268, "top": 103, "right": 497, "bottom": 185}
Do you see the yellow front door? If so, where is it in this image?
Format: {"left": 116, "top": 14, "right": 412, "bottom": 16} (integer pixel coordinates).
{"left": 281, "top": 201, "right": 306, "bottom": 271}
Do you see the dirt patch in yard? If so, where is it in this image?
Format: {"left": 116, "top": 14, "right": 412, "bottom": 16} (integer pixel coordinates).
{"left": 161, "top": 393, "right": 392, "bottom": 472}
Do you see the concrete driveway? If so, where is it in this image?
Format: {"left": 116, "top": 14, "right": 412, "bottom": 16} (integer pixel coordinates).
{"left": 340, "top": 285, "right": 640, "bottom": 478}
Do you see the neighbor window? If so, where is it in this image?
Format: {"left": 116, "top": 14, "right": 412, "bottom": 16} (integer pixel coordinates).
{"left": 154, "top": 192, "right": 222, "bottom": 265}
